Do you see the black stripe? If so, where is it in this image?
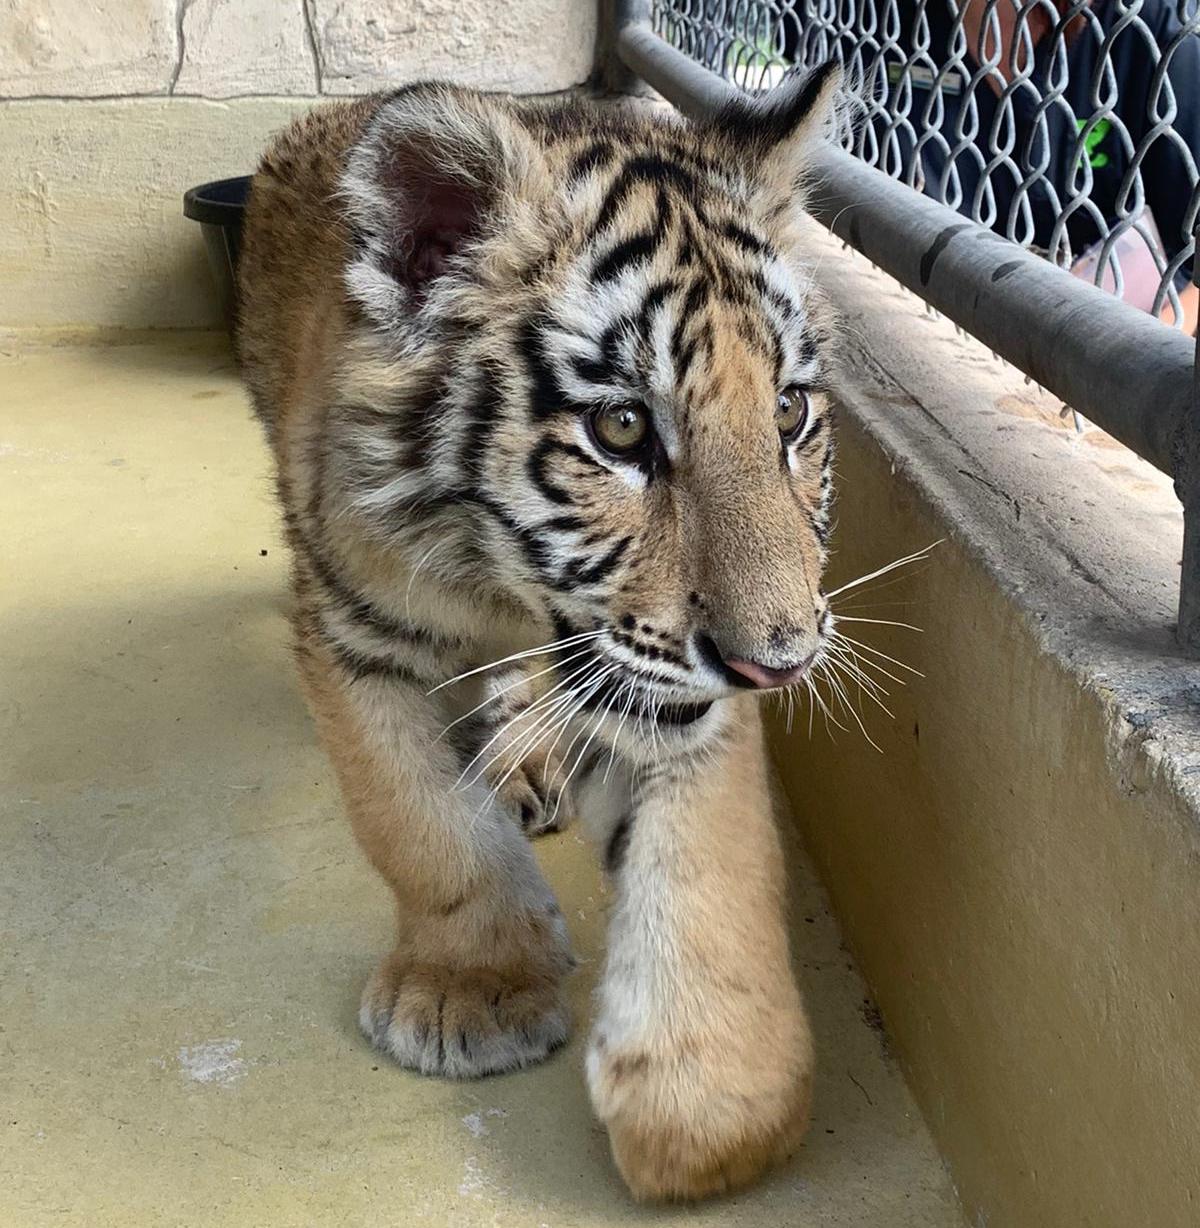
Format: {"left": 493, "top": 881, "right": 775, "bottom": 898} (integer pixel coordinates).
{"left": 550, "top": 609, "right": 583, "bottom": 643}
{"left": 528, "top": 438, "right": 605, "bottom": 506}
{"left": 605, "top": 814, "right": 633, "bottom": 874}
{"left": 766, "top": 317, "right": 786, "bottom": 387}
{"left": 320, "top": 629, "right": 427, "bottom": 687}
{"left": 458, "top": 366, "right": 501, "bottom": 481}
{"left": 572, "top": 353, "right": 609, "bottom": 386}
{"left": 753, "top": 272, "right": 800, "bottom": 325}
{"left": 301, "top": 536, "right": 458, "bottom": 650}
{"left": 711, "top": 60, "right": 839, "bottom": 148}
{"left": 633, "top": 279, "right": 678, "bottom": 335}
{"left": 598, "top": 318, "right": 631, "bottom": 379}
{"left": 517, "top": 316, "right": 567, "bottom": 420}
{"left": 465, "top": 493, "right": 581, "bottom": 589}
{"left": 799, "top": 414, "right": 826, "bottom": 448}
{"left": 612, "top": 629, "right": 688, "bottom": 669}
{"left": 655, "top": 184, "right": 674, "bottom": 229}
{"left": 650, "top": 700, "right": 712, "bottom": 726}
{"left": 396, "top": 378, "right": 448, "bottom": 473}
{"left": 581, "top": 674, "right": 713, "bottom": 726}
{"left": 722, "top": 219, "right": 767, "bottom": 254}
{"left": 574, "top": 315, "right": 635, "bottom": 388}
{"left": 541, "top": 513, "right": 587, "bottom": 533}
{"left": 592, "top": 230, "right": 660, "bottom": 285}
{"left": 678, "top": 213, "right": 718, "bottom": 287}
{"left": 568, "top": 141, "right": 615, "bottom": 182}
{"left": 591, "top": 156, "right": 699, "bottom": 236}
{"left": 669, "top": 279, "right": 709, "bottom": 376}
{"left": 679, "top": 277, "right": 710, "bottom": 322}
{"left": 563, "top": 535, "right": 632, "bottom": 587}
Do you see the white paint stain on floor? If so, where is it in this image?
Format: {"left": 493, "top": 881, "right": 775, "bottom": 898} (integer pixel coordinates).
{"left": 176, "top": 1038, "right": 247, "bottom": 1086}
{"left": 461, "top": 1107, "right": 508, "bottom": 1138}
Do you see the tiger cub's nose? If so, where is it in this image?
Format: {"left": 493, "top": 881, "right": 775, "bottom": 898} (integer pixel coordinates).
{"left": 694, "top": 633, "right": 816, "bottom": 690}
{"left": 722, "top": 655, "right": 815, "bottom": 689}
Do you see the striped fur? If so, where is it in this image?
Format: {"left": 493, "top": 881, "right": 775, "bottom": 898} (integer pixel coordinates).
{"left": 238, "top": 68, "right": 841, "bottom": 1202}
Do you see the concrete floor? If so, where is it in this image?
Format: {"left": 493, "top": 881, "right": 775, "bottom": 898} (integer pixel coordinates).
{"left": 1, "top": 333, "right": 963, "bottom": 1227}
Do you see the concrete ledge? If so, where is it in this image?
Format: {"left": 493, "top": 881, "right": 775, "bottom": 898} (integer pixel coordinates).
{"left": 771, "top": 226, "right": 1200, "bottom": 1228}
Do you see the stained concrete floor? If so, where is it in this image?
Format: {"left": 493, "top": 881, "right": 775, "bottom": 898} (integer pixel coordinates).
{"left": 1, "top": 333, "right": 963, "bottom": 1227}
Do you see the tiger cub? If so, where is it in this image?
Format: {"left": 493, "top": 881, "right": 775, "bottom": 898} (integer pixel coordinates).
{"left": 237, "top": 66, "right": 840, "bottom": 1201}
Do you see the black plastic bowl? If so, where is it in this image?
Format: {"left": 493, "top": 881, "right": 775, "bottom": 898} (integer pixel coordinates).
{"left": 183, "top": 176, "right": 251, "bottom": 333}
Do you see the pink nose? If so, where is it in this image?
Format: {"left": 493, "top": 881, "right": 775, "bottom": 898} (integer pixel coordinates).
{"left": 723, "top": 655, "right": 815, "bottom": 689}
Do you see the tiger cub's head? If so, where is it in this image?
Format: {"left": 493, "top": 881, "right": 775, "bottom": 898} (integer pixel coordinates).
{"left": 339, "top": 70, "right": 841, "bottom": 723}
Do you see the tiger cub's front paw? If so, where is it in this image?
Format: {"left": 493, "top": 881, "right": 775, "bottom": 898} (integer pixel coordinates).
{"left": 586, "top": 1007, "right": 813, "bottom": 1201}
{"left": 360, "top": 958, "right": 570, "bottom": 1077}
{"left": 360, "top": 900, "right": 574, "bottom": 1078}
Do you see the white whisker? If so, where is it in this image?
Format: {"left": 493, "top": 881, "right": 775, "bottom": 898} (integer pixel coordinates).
{"left": 550, "top": 681, "right": 624, "bottom": 825}
{"left": 825, "top": 636, "right": 893, "bottom": 688}
{"left": 435, "top": 646, "right": 596, "bottom": 741}
{"left": 834, "top": 615, "right": 924, "bottom": 632}
{"left": 836, "top": 633, "right": 925, "bottom": 677}
{"left": 453, "top": 654, "right": 602, "bottom": 787}
{"left": 464, "top": 661, "right": 618, "bottom": 809}
{"left": 541, "top": 667, "right": 622, "bottom": 811}
{"left": 825, "top": 649, "right": 895, "bottom": 719}
{"left": 823, "top": 541, "right": 942, "bottom": 601}
{"left": 806, "top": 672, "right": 844, "bottom": 737}
{"left": 404, "top": 539, "right": 449, "bottom": 620}
{"left": 825, "top": 645, "right": 892, "bottom": 707}
{"left": 603, "top": 680, "right": 639, "bottom": 782}
{"left": 817, "top": 659, "right": 884, "bottom": 752}
{"left": 476, "top": 686, "right": 585, "bottom": 796}
{"left": 427, "top": 630, "right": 603, "bottom": 694}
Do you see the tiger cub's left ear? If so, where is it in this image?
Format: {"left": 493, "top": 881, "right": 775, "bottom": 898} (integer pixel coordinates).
{"left": 709, "top": 61, "right": 843, "bottom": 209}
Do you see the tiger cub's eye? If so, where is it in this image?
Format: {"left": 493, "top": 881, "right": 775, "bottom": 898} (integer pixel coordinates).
{"left": 590, "top": 403, "right": 650, "bottom": 457}
{"left": 776, "top": 385, "right": 811, "bottom": 443}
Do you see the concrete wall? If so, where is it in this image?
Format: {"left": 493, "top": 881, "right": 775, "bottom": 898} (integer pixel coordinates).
{"left": 0, "top": 0, "right": 598, "bottom": 330}
{"left": 773, "top": 228, "right": 1200, "bottom": 1227}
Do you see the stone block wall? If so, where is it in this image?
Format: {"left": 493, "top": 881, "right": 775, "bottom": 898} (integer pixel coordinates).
{"left": 0, "top": 0, "right": 599, "bottom": 330}
{"left": 0, "top": 0, "right": 598, "bottom": 98}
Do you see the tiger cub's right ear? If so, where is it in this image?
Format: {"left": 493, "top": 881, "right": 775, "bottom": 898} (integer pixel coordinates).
{"left": 340, "top": 83, "right": 553, "bottom": 330}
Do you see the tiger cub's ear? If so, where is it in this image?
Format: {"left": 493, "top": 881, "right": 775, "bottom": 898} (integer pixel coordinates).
{"left": 340, "top": 83, "right": 553, "bottom": 329}
{"left": 708, "top": 61, "right": 842, "bottom": 213}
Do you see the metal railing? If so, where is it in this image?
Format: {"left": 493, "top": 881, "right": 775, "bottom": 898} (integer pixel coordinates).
{"left": 607, "top": 0, "right": 1200, "bottom": 652}
{"left": 652, "top": 1, "right": 1200, "bottom": 330}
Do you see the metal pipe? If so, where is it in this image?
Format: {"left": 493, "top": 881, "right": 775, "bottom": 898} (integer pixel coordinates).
{"left": 1178, "top": 230, "right": 1200, "bottom": 651}
{"left": 615, "top": 20, "right": 1193, "bottom": 478}
{"left": 597, "top": 1, "right": 653, "bottom": 95}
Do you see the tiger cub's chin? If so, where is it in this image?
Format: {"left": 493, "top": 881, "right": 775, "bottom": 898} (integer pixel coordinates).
{"left": 237, "top": 65, "right": 842, "bottom": 1201}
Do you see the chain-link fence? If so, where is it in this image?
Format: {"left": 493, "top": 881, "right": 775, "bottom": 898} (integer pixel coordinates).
{"left": 652, "top": 0, "right": 1200, "bottom": 329}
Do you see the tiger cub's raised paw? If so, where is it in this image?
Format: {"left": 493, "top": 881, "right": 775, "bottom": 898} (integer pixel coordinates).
{"left": 489, "top": 744, "right": 577, "bottom": 837}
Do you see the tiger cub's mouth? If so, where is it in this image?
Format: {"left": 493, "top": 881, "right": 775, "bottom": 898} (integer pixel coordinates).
{"left": 579, "top": 669, "right": 714, "bottom": 728}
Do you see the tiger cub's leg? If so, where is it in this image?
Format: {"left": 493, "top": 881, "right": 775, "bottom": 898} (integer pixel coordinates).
{"left": 297, "top": 636, "right": 574, "bottom": 1078}
{"left": 585, "top": 697, "right": 813, "bottom": 1200}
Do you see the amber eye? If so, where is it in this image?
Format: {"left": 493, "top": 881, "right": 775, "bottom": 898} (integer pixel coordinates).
{"left": 590, "top": 403, "right": 650, "bottom": 457}
{"left": 776, "top": 386, "right": 810, "bottom": 443}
